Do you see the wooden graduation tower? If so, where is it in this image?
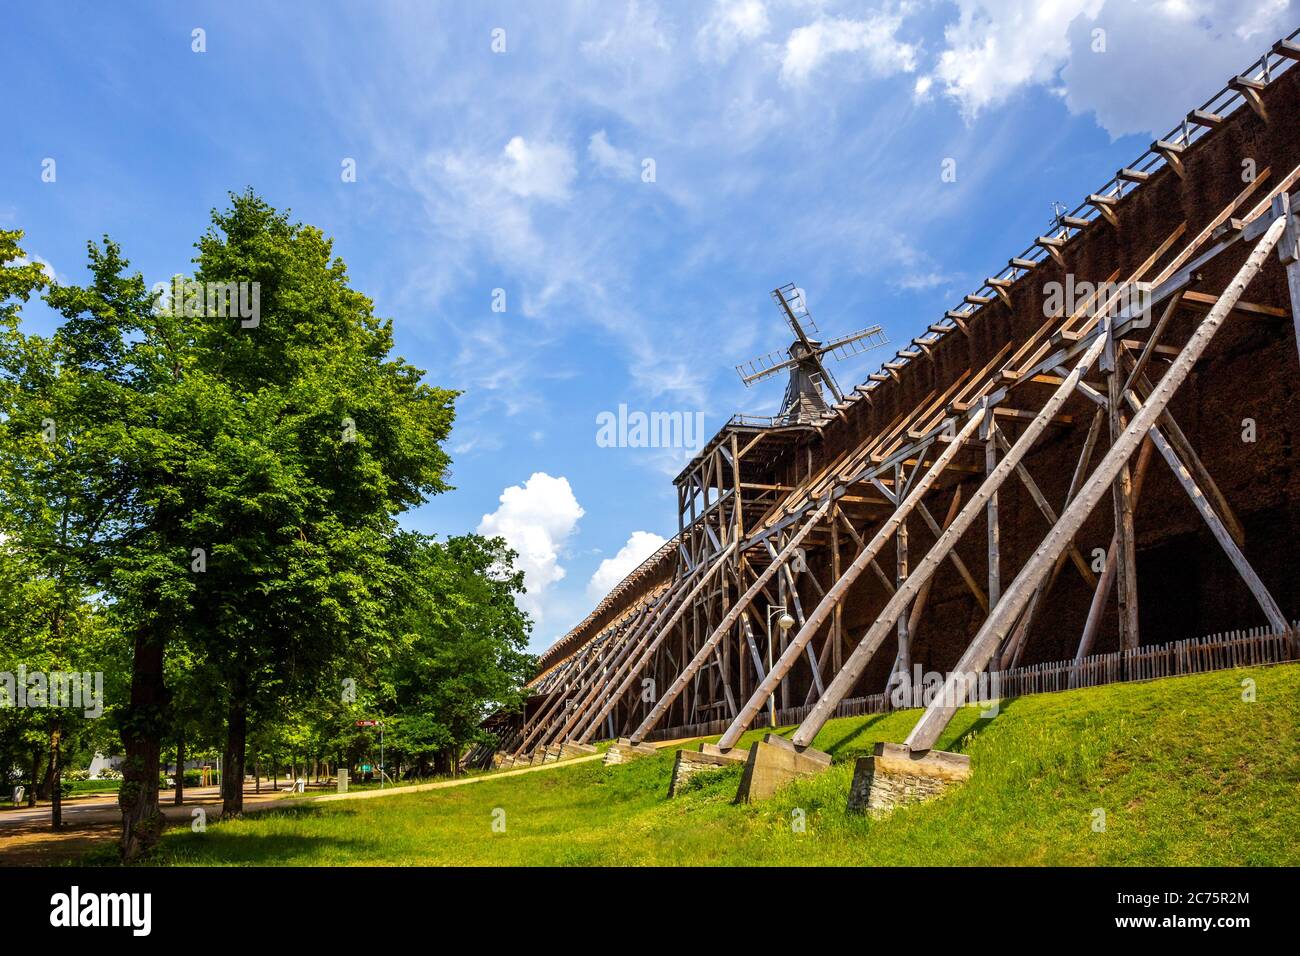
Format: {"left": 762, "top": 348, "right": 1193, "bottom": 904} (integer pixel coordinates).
{"left": 481, "top": 29, "right": 1300, "bottom": 806}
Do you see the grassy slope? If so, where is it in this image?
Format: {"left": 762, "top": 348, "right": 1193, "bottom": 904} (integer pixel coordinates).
{"left": 134, "top": 664, "right": 1299, "bottom": 866}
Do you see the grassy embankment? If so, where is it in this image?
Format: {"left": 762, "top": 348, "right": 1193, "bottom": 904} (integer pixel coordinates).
{"left": 109, "top": 664, "right": 1298, "bottom": 866}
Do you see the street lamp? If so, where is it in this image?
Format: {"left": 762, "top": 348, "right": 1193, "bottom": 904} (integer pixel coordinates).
{"left": 766, "top": 606, "right": 796, "bottom": 728}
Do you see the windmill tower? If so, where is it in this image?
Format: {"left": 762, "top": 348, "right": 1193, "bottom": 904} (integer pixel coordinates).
{"left": 735, "top": 283, "right": 888, "bottom": 424}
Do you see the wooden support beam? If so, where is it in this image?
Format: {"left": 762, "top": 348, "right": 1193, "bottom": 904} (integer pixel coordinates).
{"left": 1228, "top": 77, "right": 1268, "bottom": 122}
{"left": 904, "top": 209, "right": 1290, "bottom": 753}
{"left": 791, "top": 328, "right": 1112, "bottom": 750}
{"left": 627, "top": 507, "right": 828, "bottom": 743}
{"left": 1103, "top": 316, "right": 1140, "bottom": 651}
{"left": 1153, "top": 140, "right": 1186, "bottom": 180}
{"left": 993, "top": 429, "right": 1097, "bottom": 589}
{"left": 576, "top": 541, "right": 738, "bottom": 743}
{"left": 984, "top": 417, "right": 1001, "bottom": 609}
{"left": 916, "top": 497, "right": 987, "bottom": 613}
{"left": 894, "top": 462, "right": 911, "bottom": 679}
{"left": 1146, "top": 427, "right": 1286, "bottom": 631}
{"left": 716, "top": 408, "right": 989, "bottom": 751}
{"left": 1274, "top": 193, "right": 1300, "bottom": 367}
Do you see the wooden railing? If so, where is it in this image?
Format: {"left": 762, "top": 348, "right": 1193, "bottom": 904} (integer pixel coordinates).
{"left": 645, "top": 623, "right": 1299, "bottom": 743}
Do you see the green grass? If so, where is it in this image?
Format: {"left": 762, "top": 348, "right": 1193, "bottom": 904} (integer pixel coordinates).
{"left": 124, "top": 664, "right": 1299, "bottom": 866}
{"left": 68, "top": 779, "right": 122, "bottom": 794}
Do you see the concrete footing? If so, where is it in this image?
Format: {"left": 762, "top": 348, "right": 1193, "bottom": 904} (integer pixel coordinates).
{"left": 604, "top": 737, "right": 659, "bottom": 766}
{"left": 734, "top": 734, "right": 832, "bottom": 803}
{"left": 560, "top": 741, "right": 598, "bottom": 759}
{"left": 668, "top": 745, "right": 749, "bottom": 797}
{"left": 543, "top": 744, "right": 562, "bottom": 763}
{"left": 846, "top": 743, "right": 971, "bottom": 815}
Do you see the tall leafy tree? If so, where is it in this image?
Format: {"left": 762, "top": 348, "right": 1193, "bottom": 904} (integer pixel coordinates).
{"left": 381, "top": 533, "right": 534, "bottom": 775}
{"left": 179, "top": 192, "right": 457, "bottom": 816}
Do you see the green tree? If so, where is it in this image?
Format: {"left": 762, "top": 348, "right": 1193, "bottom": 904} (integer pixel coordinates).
{"left": 382, "top": 533, "right": 534, "bottom": 775}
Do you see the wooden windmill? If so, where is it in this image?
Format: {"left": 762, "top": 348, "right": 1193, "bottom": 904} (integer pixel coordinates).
{"left": 735, "top": 283, "right": 888, "bottom": 423}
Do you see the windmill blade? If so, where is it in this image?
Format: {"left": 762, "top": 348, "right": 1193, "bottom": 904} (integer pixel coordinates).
{"left": 814, "top": 325, "right": 889, "bottom": 362}
{"left": 771, "top": 282, "right": 820, "bottom": 337}
{"left": 735, "top": 349, "right": 800, "bottom": 387}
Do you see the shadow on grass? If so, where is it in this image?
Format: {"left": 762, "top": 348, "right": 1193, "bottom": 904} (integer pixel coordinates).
{"left": 146, "top": 831, "right": 372, "bottom": 866}
{"left": 948, "top": 698, "right": 1019, "bottom": 753}
{"left": 821, "top": 713, "right": 889, "bottom": 757}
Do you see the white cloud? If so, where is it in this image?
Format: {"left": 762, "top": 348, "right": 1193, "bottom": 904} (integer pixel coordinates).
{"left": 780, "top": 12, "right": 919, "bottom": 86}
{"left": 924, "top": 0, "right": 1100, "bottom": 118}
{"left": 697, "top": 0, "right": 770, "bottom": 62}
{"left": 588, "top": 129, "right": 637, "bottom": 179}
{"left": 922, "top": 0, "right": 1295, "bottom": 135}
{"left": 497, "top": 135, "right": 576, "bottom": 201}
{"left": 1060, "top": 0, "right": 1298, "bottom": 139}
{"left": 477, "top": 472, "right": 585, "bottom": 624}
{"left": 587, "top": 530, "right": 668, "bottom": 601}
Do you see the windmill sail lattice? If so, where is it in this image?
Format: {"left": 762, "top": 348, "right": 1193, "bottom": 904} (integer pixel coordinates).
{"left": 735, "top": 282, "right": 888, "bottom": 423}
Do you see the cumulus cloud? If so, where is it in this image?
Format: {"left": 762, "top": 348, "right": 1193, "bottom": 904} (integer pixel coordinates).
{"left": 587, "top": 530, "right": 668, "bottom": 601}
{"left": 496, "top": 135, "right": 576, "bottom": 201}
{"left": 780, "top": 11, "right": 919, "bottom": 86}
{"left": 921, "top": 0, "right": 1295, "bottom": 135}
{"left": 923, "top": 0, "right": 1100, "bottom": 118}
{"left": 477, "top": 472, "right": 585, "bottom": 624}
{"left": 1060, "top": 0, "right": 1297, "bottom": 139}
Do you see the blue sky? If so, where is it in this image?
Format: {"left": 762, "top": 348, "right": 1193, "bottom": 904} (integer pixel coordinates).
{"left": 3, "top": 0, "right": 1294, "bottom": 651}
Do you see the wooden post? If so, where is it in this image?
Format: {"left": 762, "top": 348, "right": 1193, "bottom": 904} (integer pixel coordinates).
{"left": 790, "top": 326, "right": 1113, "bottom": 748}
{"left": 904, "top": 212, "right": 1289, "bottom": 753}
{"left": 1105, "top": 316, "right": 1141, "bottom": 651}
{"left": 984, "top": 415, "right": 1001, "bottom": 609}
{"left": 1273, "top": 192, "right": 1300, "bottom": 363}
{"left": 894, "top": 462, "right": 911, "bottom": 677}
{"left": 718, "top": 408, "right": 987, "bottom": 752}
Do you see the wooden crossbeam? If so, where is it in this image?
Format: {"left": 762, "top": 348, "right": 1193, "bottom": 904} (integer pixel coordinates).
{"left": 904, "top": 208, "right": 1290, "bottom": 753}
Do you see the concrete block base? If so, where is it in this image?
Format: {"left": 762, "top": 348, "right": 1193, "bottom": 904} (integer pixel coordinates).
{"left": 604, "top": 737, "right": 659, "bottom": 766}
{"left": 847, "top": 743, "right": 971, "bottom": 815}
{"left": 560, "top": 742, "right": 598, "bottom": 759}
{"left": 668, "top": 746, "right": 749, "bottom": 797}
{"left": 530, "top": 750, "right": 547, "bottom": 766}
{"left": 734, "top": 734, "right": 832, "bottom": 803}
{"left": 543, "top": 745, "right": 562, "bottom": 763}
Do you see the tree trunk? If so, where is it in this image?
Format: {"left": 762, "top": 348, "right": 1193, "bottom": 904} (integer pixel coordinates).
{"left": 49, "top": 722, "right": 62, "bottom": 829}
{"left": 255, "top": 760, "right": 261, "bottom": 795}
{"left": 36, "top": 747, "right": 55, "bottom": 800}
{"left": 28, "top": 747, "right": 39, "bottom": 806}
{"left": 118, "top": 630, "right": 166, "bottom": 862}
{"left": 221, "top": 672, "right": 247, "bottom": 818}
{"left": 174, "top": 735, "right": 185, "bottom": 806}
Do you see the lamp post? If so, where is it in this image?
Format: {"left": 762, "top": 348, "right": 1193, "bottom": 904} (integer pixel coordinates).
{"left": 766, "top": 606, "right": 796, "bottom": 728}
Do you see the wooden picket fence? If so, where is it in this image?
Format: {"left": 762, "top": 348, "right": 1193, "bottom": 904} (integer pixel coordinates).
{"left": 646, "top": 623, "right": 1299, "bottom": 743}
